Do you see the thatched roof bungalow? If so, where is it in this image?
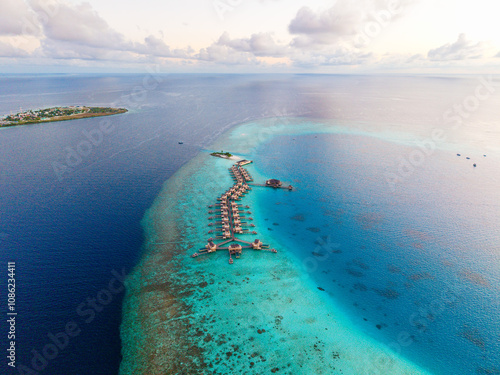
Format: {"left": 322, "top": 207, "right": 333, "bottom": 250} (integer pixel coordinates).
{"left": 266, "top": 179, "right": 282, "bottom": 187}
{"left": 206, "top": 241, "right": 217, "bottom": 252}
{"left": 252, "top": 239, "right": 263, "bottom": 250}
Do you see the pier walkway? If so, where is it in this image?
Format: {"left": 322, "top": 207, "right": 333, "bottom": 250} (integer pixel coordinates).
{"left": 191, "top": 162, "right": 290, "bottom": 264}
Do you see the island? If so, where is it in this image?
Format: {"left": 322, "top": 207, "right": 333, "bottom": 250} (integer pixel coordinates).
{"left": 0, "top": 106, "right": 128, "bottom": 127}
{"left": 210, "top": 150, "right": 233, "bottom": 159}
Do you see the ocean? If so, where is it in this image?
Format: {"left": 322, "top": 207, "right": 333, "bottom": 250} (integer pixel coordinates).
{"left": 1, "top": 74, "right": 499, "bottom": 374}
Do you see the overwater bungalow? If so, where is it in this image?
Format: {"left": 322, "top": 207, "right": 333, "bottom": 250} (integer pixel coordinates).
{"left": 206, "top": 241, "right": 217, "bottom": 252}
{"left": 252, "top": 239, "right": 263, "bottom": 250}
{"left": 194, "top": 162, "right": 287, "bottom": 263}
{"left": 266, "top": 179, "right": 282, "bottom": 187}
{"left": 229, "top": 243, "right": 243, "bottom": 256}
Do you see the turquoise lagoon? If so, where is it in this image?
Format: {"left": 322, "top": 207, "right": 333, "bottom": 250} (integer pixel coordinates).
{"left": 120, "top": 117, "right": 499, "bottom": 374}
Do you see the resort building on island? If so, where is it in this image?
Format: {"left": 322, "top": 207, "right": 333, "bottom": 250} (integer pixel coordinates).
{"left": 266, "top": 179, "right": 282, "bottom": 187}
{"left": 252, "top": 239, "right": 263, "bottom": 250}
{"left": 205, "top": 241, "right": 217, "bottom": 253}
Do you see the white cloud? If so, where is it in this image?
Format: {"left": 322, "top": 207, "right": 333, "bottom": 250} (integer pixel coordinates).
{"left": 289, "top": 5, "right": 362, "bottom": 40}
{"left": 132, "top": 35, "right": 193, "bottom": 59}
{"left": 197, "top": 45, "right": 259, "bottom": 65}
{"left": 428, "top": 34, "right": 489, "bottom": 61}
{"left": 195, "top": 32, "right": 291, "bottom": 66}
{"left": 0, "top": 0, "right": 499, "bottom": 73}
{"left": 30, "top": 0, "right": 128, "bottom": 49}
{"left": 0, "top": 0, "right": 41, "bottom": 36}
{"left": 20, "top": 0, "right": 193, "bottom": 62}
{"left": 215, "top": 32, "right": 288, "bottom": 57}
{"left": 288, "top": 0, "right": 414, "bottom": 48}
{"left": 292, "top": 48, "right": 374, "bottom": 68}
{"left": 0, "top": 40, "right": 31, "bottom": 57}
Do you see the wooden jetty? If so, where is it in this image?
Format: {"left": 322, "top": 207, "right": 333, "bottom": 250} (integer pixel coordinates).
{"left": 191, "top": 162, "right": 287, "bottom": 264}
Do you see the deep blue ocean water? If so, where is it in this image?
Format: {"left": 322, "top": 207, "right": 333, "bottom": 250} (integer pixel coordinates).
{"left": 0, "top": 74, "right": 324, "bottom": 374}
{"left": 1, "top": 74, "right": 499, "bottom": 374}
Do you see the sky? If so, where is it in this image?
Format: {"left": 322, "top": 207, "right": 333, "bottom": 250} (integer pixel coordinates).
{"left": 0, "top": 0, "right": 499, "bottom": 73}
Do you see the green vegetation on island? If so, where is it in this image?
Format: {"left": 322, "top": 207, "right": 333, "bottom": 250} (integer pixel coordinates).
{"left": 0, "top": 106, "right": 128, "bottom": 127}
{"left": 210, "top": 150, "right": 233, "bottom": 158}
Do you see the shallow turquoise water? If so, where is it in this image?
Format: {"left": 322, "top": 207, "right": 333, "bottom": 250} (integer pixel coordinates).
{"left": 120, "top": 116, "right": 499, "bottom": 374}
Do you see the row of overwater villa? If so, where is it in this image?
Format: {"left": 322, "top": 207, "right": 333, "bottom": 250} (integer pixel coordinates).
{"left": 191, "top": 159, "right": 281, "bottom": 264}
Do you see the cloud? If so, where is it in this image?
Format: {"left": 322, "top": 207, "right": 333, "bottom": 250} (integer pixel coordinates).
{"left": 132, "top": 35, "right": 192, "bottom": 59}
{"left": 292, "top": 48, "right": 374, "bottom": 68}
{"left": 30, "top": 0, "right": 128, "bottom": 49}
{"left": 428, "top": 34, "right": 488, "bottom": 61}
{"left": 22, "top": 0, "right": 193, "bottom": 62}
{"left": 197, "top": 45, "right": 259, "bottom": 65}
{"left": 289, "top": 5, "right": 362, "bottom": 39}
{"left": 215, "top": 32, "right": 288, "bottom": 57}
{"left": 288, "top": 0, "right": 413, "bottom": 49}
{"left": 196, "top": 32, "right": 289, "bottom": 65}
{"left": 38, "top": 39, "right": 131, "bottom": 61}
{"left": 0, "top": 41, "right": 31, "bottom": 57}
{"left": 0, "top": 0, "right": 41, "bottom": 36}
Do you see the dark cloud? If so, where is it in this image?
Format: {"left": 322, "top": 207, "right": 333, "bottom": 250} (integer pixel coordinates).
{"left": 428, "top": 34, "right": 487, "bottom": 61}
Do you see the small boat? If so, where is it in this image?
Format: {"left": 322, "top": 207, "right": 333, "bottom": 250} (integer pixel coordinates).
{"left": 178, "top": 141, "right": 183, "bottom": 144}
{"left": 229, "top": 257, "right": 233, "bottom": 264}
